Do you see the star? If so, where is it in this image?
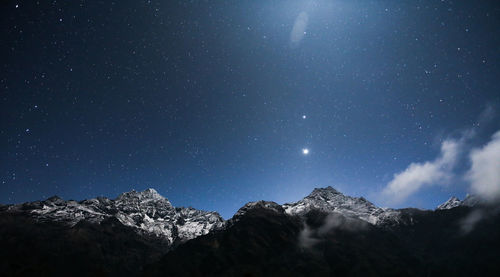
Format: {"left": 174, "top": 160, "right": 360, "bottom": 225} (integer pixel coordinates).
{"left": 302, "top": 115, "right": 307, "bottom": 119}
{"left": 302, "top": 148, "right": 309, "bottom": 155}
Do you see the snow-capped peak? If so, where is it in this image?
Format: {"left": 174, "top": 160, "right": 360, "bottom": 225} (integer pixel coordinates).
{"left": 115, "top": 188, "right": 173, "bottom": 214}
{"left": 436, "top": 194, "right": 480, "bottom": 210}
{"left": 142, "top": 188, "right": 163, "bottom": 197}
{"left": 3, "top": 186, "right": 479, "bottom": 248}
{"left": 4, "top": 189, "right": 225, "bottom": 247}
{"left": 283, "top": 186, "right": 399, "bottom": 225}
{"left": 437, "top": 196, "right": 462, "bottom": 210}
{"left": 117, "top": 188, "right": 167, "bottom": 202}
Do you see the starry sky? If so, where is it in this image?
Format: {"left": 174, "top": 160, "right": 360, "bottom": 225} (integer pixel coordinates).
{"left": 1, "top": 0, "right": 499, "bottom": 218}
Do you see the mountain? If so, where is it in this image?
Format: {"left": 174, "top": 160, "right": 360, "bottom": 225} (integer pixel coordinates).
{"left": 2, "top": 186, "right": 500, "bottom": 276}
{"left": 282, "top": 186, "right": 400, "bottom": 225}
{"left": 145, "top": 203, "right": 417, "bottom": 277}
{"left": 145, "top": 193, "right": 500, "bottom": 277}
{"left": 437, "top": 196, "right": 462, "bottom": 210}
{"left": 0, "top": 211, "right": 168, "bottom": 276}
{"left": 3, "top": 188, "right": 224, "bottom": 245}
{"left": 436, "top": 194, "right": 482, "bottom": 210}
{"left": 231, "top": 200, "right": 285, "bottom": 222}
{"left": 145, "top": 197, "right": 500, "bottom": 277}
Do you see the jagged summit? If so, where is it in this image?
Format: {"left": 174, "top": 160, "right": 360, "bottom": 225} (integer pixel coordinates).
{"left": 283, "top": 186, "right": 399, "bottom": 225}
{"left": 142, "top": 188, "right": 163, "bottom": 198}
{"left": 437, "top": 196, "right": 461, "bottom": 210}
{"left": 5, "top": 188, "right": 224, "bottom": 246}
{"left": 306, "top": 186, "right": 342, "bottom": 200}
{"left": 117, "top": 188, "right": 166, "bottom": 201}
{"left": 309, "top": 186, "right": 340, "bottom": 195}
{"left": 2, "top": 186, "right": 482, "bottom": 249}
{"left": 437, "top": 194, "right": 481, "bottom": 210}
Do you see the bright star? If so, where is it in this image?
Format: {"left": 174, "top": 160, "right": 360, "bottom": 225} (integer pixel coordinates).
{"left": 302, "top": 115, "right": 306, "bottom": 119}
{"left": 302, "top": 148, "right": 309, "bottom": 155}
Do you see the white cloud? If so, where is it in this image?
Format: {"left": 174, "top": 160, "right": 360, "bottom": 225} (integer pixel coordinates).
{"left": 382, "top": 139, "right": 461, "bottom": 204}
{"left": 290, "top": 12, "right": 308, "bottom": 45}
{"left": 466, "top": 130, "right": 500, "bottom": 201}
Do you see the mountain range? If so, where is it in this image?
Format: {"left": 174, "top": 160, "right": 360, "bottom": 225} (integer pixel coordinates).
{"left": 1, "top": 187, "right": 499, "bottom": 276}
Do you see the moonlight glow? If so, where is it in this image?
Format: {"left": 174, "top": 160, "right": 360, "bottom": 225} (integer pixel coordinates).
{"left": 1, "top": 0, "right": 498, "bottom": 221}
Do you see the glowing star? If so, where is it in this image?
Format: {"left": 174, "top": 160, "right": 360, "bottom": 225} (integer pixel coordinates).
{"left": 302, "top": 148, "right": 309, "bottom": 155}
{"left": 302, "top": 115, "right": 307, "bottom": 119}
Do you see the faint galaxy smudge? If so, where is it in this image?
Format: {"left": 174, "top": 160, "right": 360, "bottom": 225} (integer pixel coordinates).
{"left": 290, "top": 12, "right": 308, "bottom": 46}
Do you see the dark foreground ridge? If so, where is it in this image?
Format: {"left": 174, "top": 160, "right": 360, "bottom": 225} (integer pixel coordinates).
{"left": 1, "top": 187, "right": 500, "bottom": 276}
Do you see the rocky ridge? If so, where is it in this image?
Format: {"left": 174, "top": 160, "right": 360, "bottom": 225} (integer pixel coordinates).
{"left": 282, "top": 186, "right": 400, "bottom": 225}
{"left": 436, "top": 194, "right": 481, "bottom": 210}
{"left": 3, "top": 187, "right": 479, "bottom": 246}
{"left": 5, "top": 188, "right": 224, "bottom": 245}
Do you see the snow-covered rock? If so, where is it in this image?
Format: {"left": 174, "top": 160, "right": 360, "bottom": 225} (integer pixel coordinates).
{"left": 5, "top": 186, "right": 478, "bottom": 246}
{"left": 6, "top": 188, "right": 224, "bottom": 246}
{"left": 437, "top": 194, "right": 480, "bottom": 210}
{"left": 437, "top": 196, "right": 462, "bottom": 210}
{"left": 283, "top": 186, "right": 400, "bottom": 225}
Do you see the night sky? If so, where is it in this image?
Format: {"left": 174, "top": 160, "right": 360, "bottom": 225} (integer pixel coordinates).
{"left": 1, "top": 0, "right": 499, "bottom": 219}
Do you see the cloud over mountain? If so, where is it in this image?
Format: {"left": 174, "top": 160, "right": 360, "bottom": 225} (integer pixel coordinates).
{"left": 382, "top": 139, "right": 461, "bottom": 204}
{"left": 467, "top": 130, "right": 500, "bottom": 201}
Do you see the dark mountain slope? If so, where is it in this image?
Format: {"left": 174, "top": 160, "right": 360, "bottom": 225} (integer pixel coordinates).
{"left": 0, "top": 213, "right": 168, "bottom": 277}
{"left": 2, "top": 188, "right": 500, "bottom": 277}
{"left": 144, "top": 205, "right": 500, "bottom": 277}
{"left": 144, "top": 207, "right": 422, "bottom": 277}
{"left": 390, "top": 206, "right": 500, "bottom": 276}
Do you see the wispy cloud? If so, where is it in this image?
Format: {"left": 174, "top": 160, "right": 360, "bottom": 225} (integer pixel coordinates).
{"left": 377, "top": 106, "right": 498, "bottom": 208}
{"left": 460, "top": 206, "right": 500, "bottom": 235}
{"left": 381, "top": 139, "right": 461, "bottom": 204}
{"left": 460, "top": 209, "right": 486, "bottom": 234}
{"left": 466, "top": 130, "right": 500, "bottom": 201}
{"left": 380, "top": 124, "right": 499, "bottom": 206}
{"left": 298, "top": 225, "right": 319, "bottom": 249}
{"left": 298, "top": 213, "right": 368, "bottom": 249}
